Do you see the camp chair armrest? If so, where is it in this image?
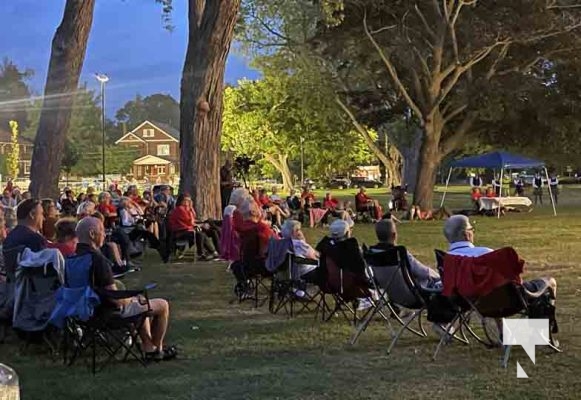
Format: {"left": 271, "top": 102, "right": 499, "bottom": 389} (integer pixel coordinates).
{"left": 293, "top": 256, "right": 318, "bottom": 266}
{"left": 99, "top": 288, "right": 146, "bottom": 300}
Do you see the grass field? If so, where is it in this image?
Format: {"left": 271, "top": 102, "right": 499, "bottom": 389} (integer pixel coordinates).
{"left": 2, "top": 187, "right": 581, "bottom": 399}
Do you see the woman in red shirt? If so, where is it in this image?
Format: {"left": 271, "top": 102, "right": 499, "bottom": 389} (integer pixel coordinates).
{"left": 323, "top": 192, "right": 339, "bottom": 209}
{"left": 168, "top": 194, "right": 217, "bottom": 261}
{"left": 97, "top": 192, "right": 118, "bottom": 228}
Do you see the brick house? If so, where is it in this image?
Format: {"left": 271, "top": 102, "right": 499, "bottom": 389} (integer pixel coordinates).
{"left": 115, "top": 120, "right": 179, "bottom": 182}
{"left": 0, "top": 127, "right": 34, "bottom": 178}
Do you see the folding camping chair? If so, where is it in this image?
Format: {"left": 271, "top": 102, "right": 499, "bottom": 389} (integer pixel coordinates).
{"left": 350, "top": 246, "right": 417, "bottom": 345}
{"left": 231, "top": 227, "right": 271, "bottom": 307}
{"left": 51, "top": 254, "right": 154, "bottom": 374}
{"left": 433, "top": 248, "right": 561, "bottom": 368}
{"left": 363, "top": 245, "right": 443, "bottom": 354}
{"left": 267, "top": 239, "right": 321, "bottom": 318}
{"left": 12, "top": 248, "right": 64, "bottom": 354}
{"left": 313, "top": 237, "right": 371, "bottom": 324}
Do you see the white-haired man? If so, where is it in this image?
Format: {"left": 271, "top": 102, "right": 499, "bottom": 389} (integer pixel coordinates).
{"left": 443, "top": 215, "right": 556, "bottom": 295}
{"left": 75, "top": 217, "right": 176, "bottom": 361}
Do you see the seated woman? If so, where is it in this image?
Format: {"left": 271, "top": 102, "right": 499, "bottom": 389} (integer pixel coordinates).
{"left": 322, "top": 192, "right": 346, "bottom": 223}
{"left": 281, "top": 219, "right": 318, "bottom": 260}
{"left": 97, "top": 191, "right": 118, "bottom": 229}
{"left": 234, "top": 198, "right": 277, "bottom": 272}
{"left": 168, "top": 194, "right": 217, "bottom": 261}
{"left": 77, "top": 200, "right": 96, "bottom": 219}
{"left": 257, "top": 188, "right": 289, "bottom": 227}
{"left": 41, "top": 198, "right": 59, "bottom": 241}
{"left": 142, "top": 189, "right": 160, "bottom": 240}
{"left": 47, "top": 218, "right": 78, "bottom": 257}
{"left": 118, "top": 196, "right": 160, "bottom": 251}
{"left": 485, "top": 186, "right": 497, "bottom": 198}
{"left": 471, "top": 187, "right": 483, "bottom": 210}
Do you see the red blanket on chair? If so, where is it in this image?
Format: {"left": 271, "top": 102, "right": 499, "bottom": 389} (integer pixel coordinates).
{"left": 442, "top": 247, "right": 524, "bottom": 298}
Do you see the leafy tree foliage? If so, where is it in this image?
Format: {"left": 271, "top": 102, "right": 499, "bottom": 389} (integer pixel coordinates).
{"left": 115, "top": 93, "right": 180, "bottom": 133}
{"left": 0, "top": 58, "right": 33, "bottom": 131}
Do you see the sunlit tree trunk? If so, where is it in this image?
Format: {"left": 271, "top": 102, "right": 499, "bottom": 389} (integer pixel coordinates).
{"left": 29, "top": 0, "right": 95, "bottom": 198}
{"left": 179, "top": 0, "right": 240, "bottom": 219}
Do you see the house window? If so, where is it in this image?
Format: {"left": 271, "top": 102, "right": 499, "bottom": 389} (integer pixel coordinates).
{"left": 157, "top": 144, "right": 170, "bottom": 156}
{"left": 156, "top": 166, "right": 166, "bottom": 175}
{"left": 143, "top": 128, "right": 155, "bottom": 138}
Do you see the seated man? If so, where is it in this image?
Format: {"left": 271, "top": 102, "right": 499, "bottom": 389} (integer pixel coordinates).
{"left": 355, "top": 187, "right": 382, "bottom": 220}
{"left": 370, "top": 218, "right": 441, "bottom": 289}
{"left": 3, "top": 198, "right": 47, "bottom": 276}
{"left": 443, "top": 215, "right": 557, "bottom": 296}
{"left": 75, "top": 217, "right": 176, "bottom": 361}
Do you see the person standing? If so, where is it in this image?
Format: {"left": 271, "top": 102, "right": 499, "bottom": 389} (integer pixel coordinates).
{"left": 469, "top": 174, "right": 483, "bottom": 189}
{"left": 533, "top": 173, "right": 543, "bottom": 205}
{"left": 220, "top": 160, "right": 234, "bottom": 214}
{"left": 491, "top": 176, "right": 502, "bottom": 197}
{"left": 513, "top": 177, "right": 525, "bottom": 197}
{"left": 549, "top": 174, "right": 559, "bottom": 205}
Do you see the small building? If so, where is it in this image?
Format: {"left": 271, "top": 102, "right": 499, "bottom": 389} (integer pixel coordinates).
{"left": 352, "top": 165, "right": 381, "bottom": 180}
{"left": 0, "top": 128, "right": 34, "bottom": 177}
{"left": 115, "top": 120, "right": 179, "bottom": 181}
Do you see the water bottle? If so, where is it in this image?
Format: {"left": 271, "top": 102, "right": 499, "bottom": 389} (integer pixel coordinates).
{"left": 0, "top": 363, "right": 19, "bottom": 400}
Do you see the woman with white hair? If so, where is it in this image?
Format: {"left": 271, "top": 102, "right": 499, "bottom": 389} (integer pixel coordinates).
{"left": 220, "top": 188, "right": 250, "bottom": 261}
{"left": 280, "top": 219, "right": 318, "bottom": 260}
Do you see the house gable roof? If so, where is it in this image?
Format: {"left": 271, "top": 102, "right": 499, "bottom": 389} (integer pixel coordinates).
{"left": 115, "top": 131, "right": 145, "bottom": 144}
{"left": 120, "top": 120, "right": 179, "bottom": 143}
{"left": 133, "top": 154, "right": 172, "bottom": 166}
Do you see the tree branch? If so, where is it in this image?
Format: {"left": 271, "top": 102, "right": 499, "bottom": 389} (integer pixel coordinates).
{"left": 440, "top": 112, "right": 477, "bottom": 156}
{"left": 443, "top": 104, "right": 468, "bottom": 124}
{"left": 414, "top": 4, "right": 437, "bottom": 40}
{"left": 362, "top": 9, "right": 424, "bottom": 121}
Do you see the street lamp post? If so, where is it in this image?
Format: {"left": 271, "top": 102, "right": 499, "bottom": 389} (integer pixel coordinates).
{"left": 300, "top": 136, "right": 305, "bottom": 185}
{"left": 95, "top": 73, "right": 109, "bottom": 191}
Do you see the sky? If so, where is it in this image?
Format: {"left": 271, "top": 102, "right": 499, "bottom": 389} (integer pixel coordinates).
{"left": 0, "top": 0, "right": 259, "bottom": 117}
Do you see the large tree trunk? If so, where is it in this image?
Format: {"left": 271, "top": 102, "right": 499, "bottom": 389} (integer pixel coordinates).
{"left": 400, "top": 127, "right": 422, "bottom": 192}
{"left": 180, "top": 0, "right": 240, "bottom": 219}
{"left": 413, "top": 123, "right": 442, "bottom": 210}
{"left": 29, "top": 0, "right": 95, "bottom": 198}
{"left": 264, "top": 153, "right": 294, "bottom": 192}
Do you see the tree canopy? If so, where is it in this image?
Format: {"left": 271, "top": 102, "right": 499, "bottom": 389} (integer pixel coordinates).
{"left": 0, "top": 58, "right": 33, "bottom": 131}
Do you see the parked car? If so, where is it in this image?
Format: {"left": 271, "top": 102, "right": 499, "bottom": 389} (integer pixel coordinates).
{"left": 350, "top": 177, "right": 383, "bottom": 188}
{"left": 327, "top": 177, "right": 351, "bottom": 189}
{"left": 303, "top": 178, "right": 318, "bottom": 190}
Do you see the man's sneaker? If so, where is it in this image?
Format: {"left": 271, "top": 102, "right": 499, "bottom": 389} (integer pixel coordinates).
{"left": 357, "top": 298, "right": 373, "bottom": 311}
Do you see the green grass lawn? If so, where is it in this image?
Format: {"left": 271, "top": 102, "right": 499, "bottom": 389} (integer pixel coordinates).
{"left": 3, "top": 188, "right": 581, "bottom": 399}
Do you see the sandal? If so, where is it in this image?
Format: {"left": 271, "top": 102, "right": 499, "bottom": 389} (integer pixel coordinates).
{"left": 144, "top": 345, "right": 178, "bottom": 362}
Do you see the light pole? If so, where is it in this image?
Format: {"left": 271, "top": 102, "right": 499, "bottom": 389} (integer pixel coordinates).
{"left": 300, "top": 136, "right": 305, "bottom": 185}
{"left": 95, "top": 73, "right": 109, "bottom": 191}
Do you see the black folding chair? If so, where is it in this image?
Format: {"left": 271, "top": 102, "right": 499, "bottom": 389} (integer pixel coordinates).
{"left": 56, "top": 254, "right": 154, "bottom": 374}
{"left": 269, "top": 252, "right": 321, "bottom": 318}
{"left": 361, "top": 245, "right": 439, "bottom": 354}
{"left": 312, "top": 237, "right": 371, "bottom": 325}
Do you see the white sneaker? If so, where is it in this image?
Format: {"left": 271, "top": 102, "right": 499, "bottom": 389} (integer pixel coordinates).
{"left": 357, "top": 298, "right": 373, "bottom": 311}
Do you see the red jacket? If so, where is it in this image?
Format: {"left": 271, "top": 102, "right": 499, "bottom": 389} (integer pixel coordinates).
{"left": 169, "top": 206, "right": 196, "bottom": 233}
{"left": 237, "top": 220, "right": 276, "bottom": 259}
{"left": 323, "top": 197, "right": 339, "bottom": 209}
{"left": 442, "top": 247, "right": 524, "bottom": 298}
